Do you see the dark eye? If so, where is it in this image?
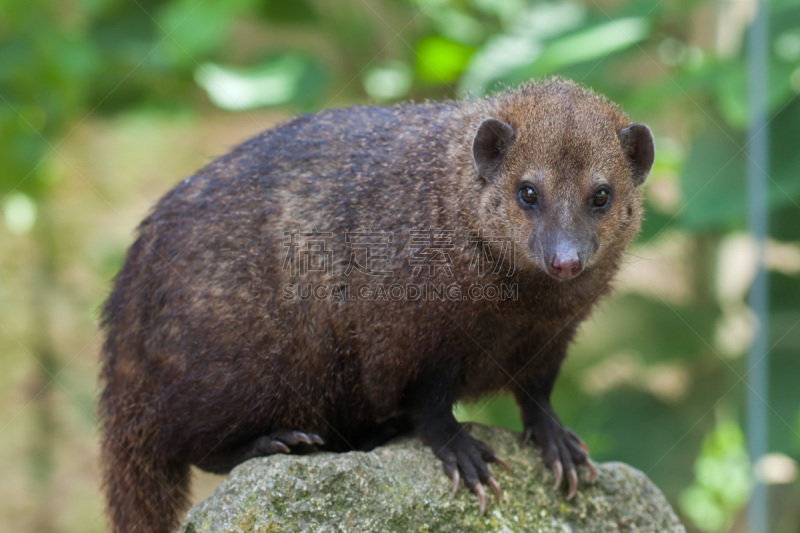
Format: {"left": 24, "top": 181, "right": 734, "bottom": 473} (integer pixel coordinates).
{"left": 518, "top": 185, "right": 538, "bottom": 207}
{"left": 593, "top": 187, "right": 610, "bottom": 208}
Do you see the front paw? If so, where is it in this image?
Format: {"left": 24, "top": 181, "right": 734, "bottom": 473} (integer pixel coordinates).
{"left": 523, "top": 420, "right": 596, "bottom": 500}
{"left": 430, "top": 428, "right": 509, "bottom": 514}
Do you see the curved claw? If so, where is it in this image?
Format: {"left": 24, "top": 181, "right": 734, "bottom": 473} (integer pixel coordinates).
{"left": 450, "top": 470, "right": 460, "bottom": 495}
{"left": 586, "top": 459, "right": 597, "bottom": 484}
{"left": 492, "top": 454, "right": 511, "bottom": 474}
{"left": 551, "top": 460, "right": 563, "bottom": 490}
{"left": 295, "top": 432, "right": 313, "bottom": 445}
{"left": 274, "top": 441, "right": 291, "bottom": 454}
{"left": 487, "top": 477, "right": 503, "bottom": 503}
{"left": 566, "top": 467, "right": 578, "bottom": 500}
{"left": 522, "top": 428, "right": 533, "bottom": 447}
{"left": 474, "top": 483, "right": 487, "bottom": 514}
{"left": 310, "top": 433, "right": 325, "bottom": 445}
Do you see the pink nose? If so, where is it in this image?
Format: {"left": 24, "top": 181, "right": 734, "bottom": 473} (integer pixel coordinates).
{"left": 548, "top": 254, "right": 583, "bottom": 279}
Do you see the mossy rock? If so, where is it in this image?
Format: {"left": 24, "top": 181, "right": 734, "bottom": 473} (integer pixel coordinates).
{"left": 180, "top": 424, "right": 685, "bottom": 532}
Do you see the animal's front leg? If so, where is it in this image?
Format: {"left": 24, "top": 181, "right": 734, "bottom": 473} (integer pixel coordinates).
{"left": 404, "top": 372, "right": 509, "bottom": 513}
{"left": 515, "top": 364, "right": 596, "bottom": 499}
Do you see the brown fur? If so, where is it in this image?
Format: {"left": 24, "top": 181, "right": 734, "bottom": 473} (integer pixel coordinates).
{"left": 98, "top": 78, "right": 653, "bottom": 532}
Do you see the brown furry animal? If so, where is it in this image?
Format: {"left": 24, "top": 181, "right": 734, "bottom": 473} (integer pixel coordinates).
{"left": 99, "top": 78, "right": 654, "bottom": 532}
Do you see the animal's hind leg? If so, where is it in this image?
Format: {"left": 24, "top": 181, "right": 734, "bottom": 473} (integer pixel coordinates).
{"left": 196, "top": 430, "right": 324, "bottom": 474}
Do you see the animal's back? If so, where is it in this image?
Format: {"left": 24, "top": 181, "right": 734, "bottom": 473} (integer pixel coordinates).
{"left": 101, "top": 103, "right": 459, "bottom": 431}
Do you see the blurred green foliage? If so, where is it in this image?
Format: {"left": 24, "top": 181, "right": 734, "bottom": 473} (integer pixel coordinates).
{"left": 680, "top": 419, "right": 751, "bottom": 532}
{"left": 2, "top": 1, "right": 800, "bottom": 532}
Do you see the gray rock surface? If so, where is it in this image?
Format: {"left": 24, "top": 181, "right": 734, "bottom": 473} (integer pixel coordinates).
{"left": 181, "top": 424, "right": 685, "bottom": 532}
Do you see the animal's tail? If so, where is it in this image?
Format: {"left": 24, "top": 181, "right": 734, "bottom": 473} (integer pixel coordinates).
{"left": 100, "top": 412, "right": 190, "bottom": 533}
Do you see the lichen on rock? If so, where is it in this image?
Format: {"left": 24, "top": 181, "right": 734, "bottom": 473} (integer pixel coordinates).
{"left": 180, "top": 424, "right": 685, "bottom": 533}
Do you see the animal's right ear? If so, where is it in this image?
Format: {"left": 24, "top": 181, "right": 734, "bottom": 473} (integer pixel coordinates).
{"left": 472, "top": 118, "right": 516, "bottom": 179}
{"left": 618, "top": 124, "right": 655, "bottom": 186}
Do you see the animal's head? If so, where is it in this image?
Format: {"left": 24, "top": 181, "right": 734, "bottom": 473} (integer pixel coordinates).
{"left": 471, "top": 81, "right": 654, "bottom": 280}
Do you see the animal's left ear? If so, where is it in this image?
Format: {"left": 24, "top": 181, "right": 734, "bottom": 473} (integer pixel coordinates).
{"left": 618, "top": 124, "right": 655, "bottom": 186}
{"left": 472, "top": 118, "right": 516, "bottom": 179}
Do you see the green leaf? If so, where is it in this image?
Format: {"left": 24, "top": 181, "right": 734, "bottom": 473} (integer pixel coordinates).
{"left": 415, "top": 36, "right": 475, "bottom": 84}
{"left": 459, "top": 14, "right": 648, "bottom": 95}
{"left": 679, "top": 419, "right": 750, "bottom": 532}
{"left": 530, "top": 17, "right": 650, "bottom": 75}
{"left": 194, "top": 55, "right": 326, "bottom": 110}
{"left": 458, "top": 1, "right": 585, "bottom": 95}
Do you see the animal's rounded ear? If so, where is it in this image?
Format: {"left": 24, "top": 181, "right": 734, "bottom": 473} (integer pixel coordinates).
{"left": 618, "top": 124, "right": 655, "bottom": 186}
{"left": 472, "top": 118, "right": 516, "bottom": 179}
